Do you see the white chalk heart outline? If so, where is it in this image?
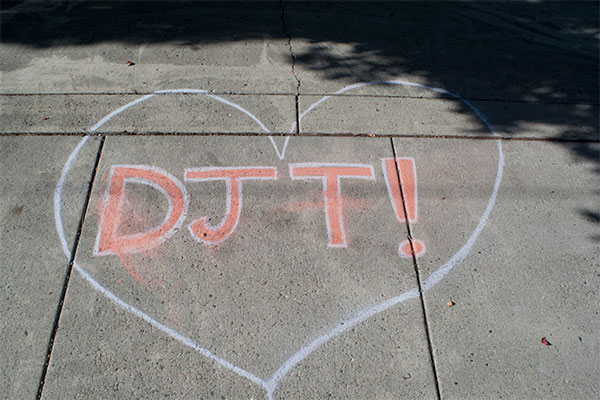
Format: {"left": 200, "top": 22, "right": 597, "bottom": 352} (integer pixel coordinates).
{"left": 54, "top": 81, "right": 504, "bottom": 399}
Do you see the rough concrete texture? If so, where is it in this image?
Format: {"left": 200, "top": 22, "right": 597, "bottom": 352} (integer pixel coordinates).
{"left": 284, "top": 2, "right": 599, "bottom": 103}
{"left": 41, "top": 270, "right": 268, "bottom": 400}
{"left": 0, "top": 136, "right": 100, "bottom": 399}
{"left": 298, "top": 91, "right": 483, "bottom": 138}
{"left": 2, "top": 1, "right": 599, "bottom": 399}
{"left": 43, "top": 135, "right": 436, "bottom": 398}
{"left": 0, "top": 1, "right": 296, "bottom": 94}
{"left": 93, "top": 94, "right": 295, "bottom": 135}
{"left": 1, "top": 93, "right": 295, "bottom": 134}
{"left": 299, "top": 93, "right": 599, "bottom": 141}
{"left": 407, "top": 139, "right": 600, "bottom": 398}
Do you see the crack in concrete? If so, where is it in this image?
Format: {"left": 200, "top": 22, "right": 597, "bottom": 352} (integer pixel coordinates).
{"left": 279, "top": 0, "right": 301, "bottom": 133}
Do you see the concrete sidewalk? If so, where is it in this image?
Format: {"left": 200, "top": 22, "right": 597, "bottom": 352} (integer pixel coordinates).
{"left": 1, "top": 2, "right": 598, "bottom": 399}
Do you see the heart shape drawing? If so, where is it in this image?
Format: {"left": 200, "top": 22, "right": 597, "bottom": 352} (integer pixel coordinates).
{"left": 54, "top": 81, "right": 503, "bottom": 399}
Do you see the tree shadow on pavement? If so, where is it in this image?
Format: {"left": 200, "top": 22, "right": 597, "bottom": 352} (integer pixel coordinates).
{"left": 2, "top": 0, "right": 598, "bottom": 232}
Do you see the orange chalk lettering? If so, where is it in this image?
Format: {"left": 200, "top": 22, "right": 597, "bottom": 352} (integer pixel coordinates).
{"left": 94, "top": 165, "right": 189, "bottom": 256}
{"left": 382, "top": 158, "right": 417, "bottom": 223}
{"left": 289, "top": 163, "right": 375, "bottom": 247}
{"left": 184, "top": 167, "right": 278, "bottom": 244}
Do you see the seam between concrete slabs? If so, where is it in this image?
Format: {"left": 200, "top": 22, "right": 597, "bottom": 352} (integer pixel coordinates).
{"left": 390, "top": 138, "right": 443, "bottom": 400}
{"left": 2, "top": 92, "right": 597, "bottom": 106}
{"left": 36, "top": 137, "right": 106, "bottom": 400}
{"left": 3, "top": 132, "right": 598, "bottom": 144}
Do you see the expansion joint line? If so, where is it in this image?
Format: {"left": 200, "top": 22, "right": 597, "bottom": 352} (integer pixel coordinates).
{"left": 36, "top": 136, "right": 106, "bottom": 399}
{"left": 279, "top": 0, "right": 301, "bottom": 133}
{"left": 390, "top": 138, "right": 442, "bottom": 400}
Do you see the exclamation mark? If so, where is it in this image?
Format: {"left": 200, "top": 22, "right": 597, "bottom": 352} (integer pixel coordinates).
{"left": 382, "top": 158, "right": 426, "bottom": 259}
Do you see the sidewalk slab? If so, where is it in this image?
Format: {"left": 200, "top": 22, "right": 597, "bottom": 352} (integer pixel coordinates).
{"left": 1, "top": 94, "right": 296, "bottom": 134}
{"left": 1, "top": 95, "right": 137, "bottom": 134}
{"left": 298, "top": 94, "right": 483, "bottom": 138}
{"left": 392, "top": 137, "right": 600, "bottom": 398}
{"left": 2, "top": 2, "right": 598, "bottom": 399}
{"left": 0, "top": 1, "right": 296, "bottom": 94}
{"left": 42, "top": 135, "right": 437, "bottom": 399}
{"left": 471, "top": 101, "right": 599, "bottom": 141}
{"left": 284, "top": 2, "right": 598, "bottom": 103}
{"left": 298, "top": 94, "right": 599, "bottom": 141}
{"left": 0, "top": 136, "right": 101, "bottom": 398}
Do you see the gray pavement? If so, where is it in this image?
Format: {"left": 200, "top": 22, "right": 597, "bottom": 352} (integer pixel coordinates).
{"left": 1, "top": 1, "right": 598, "bottom": 400}
{"left": 0, "top": 136, "right": 101, "bottom": 399}
{"left": 0, "top": 94, "right": 293, "bottom": 135}
{"left": 422, "top": 139, "right": 600, "bottom": 399}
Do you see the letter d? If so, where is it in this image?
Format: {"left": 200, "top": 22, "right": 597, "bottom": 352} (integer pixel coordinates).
{"left": 94, "top": 165, "right": 188, "bottom": 256}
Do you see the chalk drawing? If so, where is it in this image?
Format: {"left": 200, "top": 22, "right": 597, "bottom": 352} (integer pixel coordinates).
{"left": 95, "top": 163, "right": 381, "bottom": 249}
{"left": 184, "top": 167, "right": 278, "bottom": 244}
{"left": 55, "top": 82, "right": 504, "bottom": 399}
{"left": 381, "top": 158, "right": 426, "bottom": 258}
{"left": 398, "top": 238, "right": 426, "bottom": 259}
{"left": 94, "top": 165, "right": 188, "bottom": 256}
{"left": 289, "top": 163, "right": 375, "bottom": 247}
{"left": 382, "top": 158, "right": 418, "bottom": 224}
